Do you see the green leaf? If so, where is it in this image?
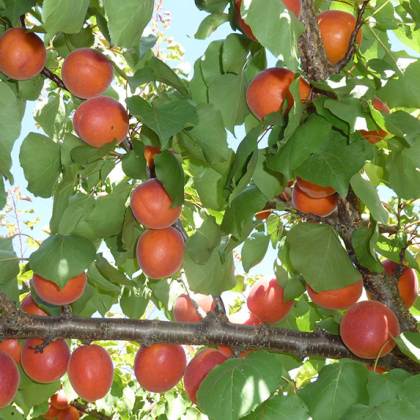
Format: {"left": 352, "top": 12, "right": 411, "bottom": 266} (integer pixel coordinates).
{"left": 382, "top": 111, "right": 420, "bottom": 146}
{"left": 0, "top": 176, "right": 6, "bottom": 210}
{"left": 17, "top": 74, "right": 44, "bottom": 100}
{"left": 0, "top": 250, "right": 19, "bottom": 285}
{"left": 394, "top": 332, "right": 420, "bottom": 365}
{"left": 43, "top": 0, "right": 90, "bottom": 35}
{"left": 194, "top": 167, "right": 227, "bottom": 211}
{"left": 0, "top": 404, "right": 24, "bottom": 420}
{"left": 344, "top": 400, "right": 419, "bottom": 420}
{"left": 287, "top": 223, "right": 362, "bottom": 292}
{"left": 165, "top": 390, "right": 189, "bottom": 420}
{"left": 0, "top": 82, "right": 21, "bottom": 182}
{"left": 222, "top": 34, "right": 252, "bottom": 74}
{"left": 197, "top": 352, "right": 284, "bottom": 420}
{"left": 87, "top": 263, "right": 121, "bottom": 294}
{"left": 242, "top": 233, "right": 270, "bottom": 272}
{"left": 299, "top": 360, "right": 369, "bottom": 420}
{"left": 103, "top": 0, "right": 154, "bottom": 48}
{"left": 324, "top": 98, "right": 366, "bottom": 134}
{"left": 2, "top": 0, "right": 37, "bottom": 24}
{"left": 95, "top": 253, "right": 132, "bottom": 286}
{"left": 19, "top": 133, "right": 60, "bottom": 198}
{"left": 29, "top": 234, "right": 96, "bottom": 288}
{"left": 121, "top": 149, "right": 147, "bottom": 180}
{"left": 352, "top": 226, "right": 383, "bottom": 272}
{"left": 398, "top": 372, "right": 420, "bottom": 409}
{"left": 120, "top": 283, "right": 151, "bottom": 319}
{"left": 195, "top": 13, "right": 230, "bottom": 40}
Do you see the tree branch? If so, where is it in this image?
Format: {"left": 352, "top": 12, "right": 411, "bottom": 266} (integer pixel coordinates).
{"left": 71, "top": 401, "right": 111, "bottom": 420}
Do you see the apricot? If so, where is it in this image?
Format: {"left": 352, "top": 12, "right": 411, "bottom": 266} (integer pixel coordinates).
{"left": 73, "top": 96, "right": 129, "bottom": 148}
{"left": 0, "top": 350, "right": 20, "bottom": 408}
{"left": 61, "top": 48, "right": 114, "bottom": 99}
{"left": 246, "top": 67, "right": 311, "bottom": 121}
{"left": 306, "top": 279, "right": 363, "bottom": 310}
{"left": 292, "top": 183, "right": 338, "bottom": 217}
{"left": 317, "top": 10, "right": 363, "bottom": 65}
{"left": 51, "top": 389, "right": 68, "bottom": 410}
{"left": 255, "top": 205, "right": 271, "bottom": 220}
{"left": 365, "top": 364, "right": 387, "bottom": 374}
{"left": 21, "top": 294, "right": 49, "bottom": 316}
{"left": 136, "top": 227, "right": 184, "bottom": 279}
{"left": 296, "top": 176, "right": 336, "bottom": 198}
{"left": 130, "top": 179, "right": 182, "bottom": 229}
{"left": 0, "top": 338, "right": 22, "bottom": 365}
{"left": 67, "top": 344, "right": 114, "bottom": 402}
{"left": 0, "top": 27, "right": 47, "bottom": 80}
{"left": 144, "top": 145, "right": 162, "bottom": 168}
{"left": 279, "top": 186, "right": 292, "bottom": 201}
{"left": 32, "top": 272, "right": 87, "bottom": 306}
{"left": 42, "top": 403, "right": 62, "bottom": 420}
{"left": 382, "top": 259, "right": 418, "bottom": 309}
{"left": 340, "top": 300, "right": 400, "bottom": 359}
{"left": 58, "top": 406, "right": 80, "bottom": 420}
{"left": 173, "top": 293, "right": 215, "bottom": 322}
{"left": 184, "top": 348, "right": 228, "bottom": 404}
{"left": 21, "top": 338, "right": 70, "bottom": 383}
{"left": 247, "top": 277, "right": 293, "bottom": 324}
{"left": 134, "top": 344, "right": 186, "bottom": 393}
{"left": 361, "top": 98, "right": 391, "bottom": 144}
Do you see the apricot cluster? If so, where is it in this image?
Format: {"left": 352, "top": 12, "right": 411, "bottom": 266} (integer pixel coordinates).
{"left": 43, "top": 390, "right": 80, "bottom": 420}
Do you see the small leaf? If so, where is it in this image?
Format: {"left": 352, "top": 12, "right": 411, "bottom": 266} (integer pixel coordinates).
{"left": 241, "top": 232, "right": 270, "bottom": 272}
{"left": 352, "top": 225, "right": 383, "bottom": 272}
{"left": 120, "top": 283, "right": 151, "bottom": 319}
{"left": 195, "top": 13, "right": 230, "bottom": 40}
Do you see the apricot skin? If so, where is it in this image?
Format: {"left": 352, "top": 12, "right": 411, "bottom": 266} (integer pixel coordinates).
{"left": 42, "top": 403, "right": 61, "bottom": 420}
{"left": 296, "top": 176, "right": 336, "bottom": 198}
{"left": 0, "top": 27, "right": 47, "bottom": 80}
{"left": 51, "top": 389, "right": 68, "bottom": 410}
{"left": 247, "top": 278, "right": 293, "bottom": 324}
{"left": 0, "top": 338, "right": 22, "bottom": 365}
{"left": 61, "top": 48, "right": 113, "bottom": 99}
{"left": 67, "top": 344, "right": 114, "bottom": 402}
{"left": 361, "top": 98, "right": 390, "bottom": 144}
{"left": 73, "top": 96, "right": 129, "bottom": 148}
{"left": 130, "top": 179, "right": 182, "bottom": 229}
{"left": 306, "top": 279, "right": 363, "bottom": 310}
{"left": 292, "top": 183, "right": 338, "bottom": 217}
{"left": 21, "top": 294, "right": 49, "bottom": 316}
{"left": 136, "top": 227, "right": 184, "bottom": 279}
{"left": 173, "top": 293, "right": 215, "bottom": 322}
{"left": 184, "top": 348, "right": 228, "bottom": 404}
{"left": 0, "top": 350, "right": 20, "bottom": 408}
{"left": 134, "top": 344, "right": 186, "bottom": 393}
{"left": 144, "top": 145, "right": 161, "bottom": 168}
{"left": 58, "top": 406, "right": 80, "bottom": 420}
{"left": 21, "top": 338, "right": 70, "bottom": 383}
{"left": 340, "top": 300, "right": 400, "bottom": 359}
{"left": 32, "top": 272, "right": 87, "bottom": 305}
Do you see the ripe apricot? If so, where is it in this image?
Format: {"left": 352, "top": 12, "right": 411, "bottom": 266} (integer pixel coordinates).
{"left": 134, "top": 344, "right": 186, "bottom": 393}
{"left": 51, "top": 389, "right": 68, "bottom": 410}
{"left": 365, "top": 364, "right": 387, "bottom": 374}
{"left": 0, "top": 350, "right": 20, "bottom": 408}
{"left": 73, "top": 96, "right": 129, "bottom": 148}
{"left": 0, "top": 27, "right": 47, "bottom": 80}
{"left": 317, "top": 10, "right": 363, "bottom": 65}
{"left": 184, "top": 348, "right": 228, "bottom": 404}
{"left": 21, "top": 338, "right": 70, "bottom": 383}
{"left": 306, "top": 279, "right": 363, "bottom": 310}
{"left": 144, "top": 145, "right": 162, "bottom": 168}
{"left": 361, "top": 98, "right": 390, "bottom": 144}
{"left": 382, "top": 259, "right": 418, "bottom": 309}
{"left": 0, "top": 338, "right": 22, "bottom": 365}
{"left": 68, "top": 344, "right": 114, "bottom": 402}
{"left": 136, "top": 227, "right": 184, "bottom": 279}
{"left": 21, "top": 294, "right": 49, "bottom": 316}
{"left": 61, "top": 48, "right": 114, "bottom": 99}
{"left": 296, "top": 176, "right": 336, "bottom": 198}
{"left": 58, "top": 406, "right": 80, "bottom": 420}
{"left": 246, "top": 67, "right": 311, "bottom": 121}
{"left": 292, "top": 183, "right": 338, "bottom": 217}
{"left": 130, "top": 179, "right": 182, "bottom": 229}
{"left": 340, "top": 300, "right": 400, "bottom": 359}
{"left": 42, "top": 403, "right": 61, "bottom": 420}
{"left": 255, "top": 205, "right": 271, "bottom": 220}
{"left": 247, "top": 277, "right": 293, "bottom": 324}
{"left": 32, "top": 272, "right": 87, "bottom": 306}
{"left": 173, "top": 293, "right": 215, "bottom": 322}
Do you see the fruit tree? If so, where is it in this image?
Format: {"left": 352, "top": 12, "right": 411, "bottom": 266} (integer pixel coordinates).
{"left": 1, "top": 0, "right": 420, "bottom": 419}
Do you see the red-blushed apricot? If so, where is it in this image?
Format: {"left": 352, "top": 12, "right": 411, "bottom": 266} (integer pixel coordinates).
{"left": 42, "top": 403, "right": 62, "bottom": 420}
{"left": 67, "top": 344, "right": 114, "bottom": 402}
{"left": 130, "top": 179, "right": 182, "bottom": 229}
{"left": 134, "top": 344, "right": 186, "bottom": 393}
{"left": 51, "top": 389, "right": 68, "bottom": 410}
{"left": 58, "top": 406, "right": 80, "bottom": 420}
{"left": 0, "top": 27, "right": 47, "bottom": 80}
{"left": 61, "top": 48, "right": 113, "bottom": 99}
{"left": 21, "top": 294, "right": 50, "bottom": 316}
{"left": 361, "top": 98, "right": 391, "bottom": 144}
{"left": 184, "top": 348, "right": 228, "bottom": 404}
{"left": 247, "top": 277, "right": 294, "bottom": 324}
{"left": 365, "top": 364, "right": 387, "bottom": 374}
{"left": 21, "top": 338, "right": 70, "bottom": 383}
{"left": 32, "top": 272, "right": 87, "bottom": 306}
{"left": 340, "top": 300, "right": 400, "bottom": 359}
{"left": 173, "top": 293, "right": 215, "bottom": 322}
{"left": 292, "top": 183, "right": 338, "bottom": 217}
{"left": 0, "top": 338, "right": 22, "bottom": 365}
{"left": 73, "top": 96, "right": 129, "bottom": 148}
{"left": 296, "top": 176, "right": 336, "bottom": 198}
{"left": 0, "top": 350, "right": 20, "bottom": 408}
{"left": 246, "top": 67, "right": 311, "bottom": 121}
{"left": 317, "top": 10, "right": 363, "bottom": 65}
{"left": 382, "top": 259, "right": 419, "bottom": 309}
{"left": 255, "top": 205, "right": 271, "bottom": 220}
{"left": 144, "top": 145, "right": 162, "bottom": 168}
{"left": 136, "top": 227, "right": 184, "bottom": 279}
{"left": 306, "top": 279, "right": 363, "bottom": 310}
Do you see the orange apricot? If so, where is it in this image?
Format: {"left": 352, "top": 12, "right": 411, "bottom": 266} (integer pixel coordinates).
{"left": 0, "top": 27, "right": 47, "bottom": 80}
{"left": 0, "top": 350, "right": 20, "bottom": 408}
{"left": 296, "top": 176, "right": 336, "bottom": 198}
{"left": 361, "top": 98, "right": 390, "bottom": 144}
{"left": 255, "top": 205, "right": 271, "bottom": 220}
{"left": 144, "top": 145, "right": 162, "bottom": 168}
{"left": 21, "top": 294, "right": 49, "bottom": 316}
{"left": 51, "top": 389, "right": 68, "bottom": 410}
{"left": 32, "top": 272, "right": 87, "bottom": 306}
{"left": 58, "top": 406, "right": 80, "bottom": 420}
{"left": 292, "top": 183, "right": 338, "bottom": 217}
{"left": 0, "top": 338, "right": 22, "bottom": 365}
{"left": 136, "top": 227, "right": 184, "bottom": 279}
{"left": 42, "top": 403, "right": 61, "bottom": 420}
{"left": 67, "top": 344, "right": 114, "bottom": 402}
{"left": 61, "top": 48, "right": 114, "bottom": 99}
{"left": 173, "top": 293, "right": 215, "bottom": 322}
{"left": 73, "top": 96, "right": 129, "bottom": 148}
